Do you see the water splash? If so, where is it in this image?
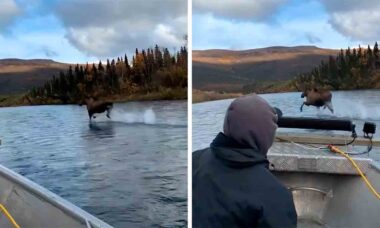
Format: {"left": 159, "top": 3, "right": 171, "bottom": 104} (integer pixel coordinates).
{"left": 331, "top": 96, "right": 380, "bottom": 121}
{"left": 109, "top": 109, "right": 156, "bottom": 124}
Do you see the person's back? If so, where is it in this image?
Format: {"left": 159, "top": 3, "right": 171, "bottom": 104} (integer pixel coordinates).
{"left": 192, "top": 94, "right": 297, "bottom": 228}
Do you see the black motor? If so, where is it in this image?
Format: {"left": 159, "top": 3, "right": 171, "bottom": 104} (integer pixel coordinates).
{"left": 274, "top": 107, "right": 377, "bottom": 138}
{"left": 273, "top": 107, "right": 357, "bottom": 136}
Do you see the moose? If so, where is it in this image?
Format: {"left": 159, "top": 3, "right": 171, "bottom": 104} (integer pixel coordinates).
{"left": 300, "top": 88, "right": 334, "bottom": 113}
{"left": 80, "top": 97, "right": 113, "bottom": 121}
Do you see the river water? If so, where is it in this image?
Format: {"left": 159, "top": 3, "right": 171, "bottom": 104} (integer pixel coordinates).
{"left": 193, "top": 90, "right": 380, "bottom": 163}
{"left": 0, "top": 101, "right": 187, "bottom": 227}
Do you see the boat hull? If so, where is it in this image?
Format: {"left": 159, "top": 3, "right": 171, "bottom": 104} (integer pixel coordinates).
{"left": 0, "top": 164, "right": 112, "bottom": 228}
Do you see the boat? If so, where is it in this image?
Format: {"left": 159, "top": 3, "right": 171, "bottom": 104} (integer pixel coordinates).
{"left": 269, "top": 131, "right": 380, "bottom": 228}
{"left": 0, "top": 139, "right": 112, "bottom": 228}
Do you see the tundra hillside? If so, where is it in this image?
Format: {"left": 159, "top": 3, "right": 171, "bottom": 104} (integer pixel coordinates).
{"left": 0, "top": 45, "right": 187, "bottom": 106}
{"left": 193, "top": 43, "right": 380, "bottom": 103}
{"left": 193, "top": 46, "right": 338, "bottom": 93}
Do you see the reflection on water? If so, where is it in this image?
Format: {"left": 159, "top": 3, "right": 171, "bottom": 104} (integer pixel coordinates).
{"left": 0, "top": 101, "right": 187, "bottom": 227}
{"left": 88, "top": 122, "right": 115, "bottom": 139}
{"left": 193, "top": 90, "right": 380, "bottom": 163}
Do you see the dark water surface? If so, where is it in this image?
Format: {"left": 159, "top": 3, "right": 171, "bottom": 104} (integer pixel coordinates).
{"left": 0, "top": 101, "right": 187, "bottom": 227}
{"left": 193, "top": 90, "right": 380, "bottom": 163}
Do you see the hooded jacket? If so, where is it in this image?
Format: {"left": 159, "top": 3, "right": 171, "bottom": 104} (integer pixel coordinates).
{"left": 192, "top": 95, "right": 297, "bottom": 228}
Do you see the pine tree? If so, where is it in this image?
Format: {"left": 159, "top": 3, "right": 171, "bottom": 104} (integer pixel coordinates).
{"left": 294, "top": 42, "right": 380, "bottom": 90}
{"left": 154, "top": 45, "right": 163, "bottom": 69}
{"left": 28, "top": 45, "right": 188, "bottom": 101}
{"left": 374, "top": 42, "right": 379, "bottom": 59}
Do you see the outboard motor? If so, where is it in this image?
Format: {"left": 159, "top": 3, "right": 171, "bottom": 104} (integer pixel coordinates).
{"left": 274, "top": 107, "right": 357, "bottom": 137}
{"left": 274, "top": 107, "right": 377, "bottom": 140}
{"left": 278, "top": 117, "right": 356, "bottom": 136}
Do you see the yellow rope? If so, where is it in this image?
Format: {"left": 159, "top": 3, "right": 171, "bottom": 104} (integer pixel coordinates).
{"left": 0, "top": 204, "right": 20, "bottom": 228}
{"left": 328, "top": 145, "right": 380, "bottom": 200}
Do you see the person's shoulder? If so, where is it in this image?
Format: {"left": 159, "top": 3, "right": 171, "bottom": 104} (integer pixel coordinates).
{"left": 192, "top": 147, "right": 211, "bottom": 168}
{"left": 192, "top": 147, "right": 210, "bottom": 159}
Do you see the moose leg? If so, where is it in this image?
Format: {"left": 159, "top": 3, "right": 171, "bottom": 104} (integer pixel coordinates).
{"left": 326, "top": 102, "right": 334, "bottom": 113}
{"left": 106, "top": 108, "right": 111, "bottom": 119}
{"left": 300, "top": 102, "right": 312, "bottom": 112}
{"left": 300, "top": 102, "right": 305, "bottom": 112}
{"left": 88, "top": 110, "right": 97, "bottom": 121}
{"left": 105, "top": 105, "right": 113, "bottom": 119}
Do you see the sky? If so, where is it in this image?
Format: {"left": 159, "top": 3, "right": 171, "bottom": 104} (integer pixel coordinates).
{"left": 0, "top": 0, "right": 187, "bottom": 63}
{"left": 193, "top": 0, "right": 380, "bottom": 50}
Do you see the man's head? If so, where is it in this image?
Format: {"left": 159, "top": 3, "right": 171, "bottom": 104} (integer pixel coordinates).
{"left": 223, "top": 94, "right": 278, "bottom": 155}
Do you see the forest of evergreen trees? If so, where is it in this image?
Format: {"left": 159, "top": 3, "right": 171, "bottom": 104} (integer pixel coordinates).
{"left": 27, "top": 45, "right": 187, "bottom": 103}
{"left": 294, "top": 42, "right": 380, "bottom": 90}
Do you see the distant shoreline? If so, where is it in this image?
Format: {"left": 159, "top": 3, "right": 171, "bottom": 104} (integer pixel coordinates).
{"left": 193, "top": 87, "right": 380, "bottom": 104}
{"left": 192, "top": 82, "right": 296, "bottom": 103}
{"left": 0, "top": 88, "right": 187, "bottom": 107}
{"left": 192, "top": 90, "right": 242, "bottom": 103}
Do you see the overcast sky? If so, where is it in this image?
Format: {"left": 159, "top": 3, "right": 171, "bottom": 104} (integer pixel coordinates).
{"left": 0, "top": 0, "right": 187, "bottom": 63}
{"left": 193, "top": 0, "right": 380, "bottom": 50}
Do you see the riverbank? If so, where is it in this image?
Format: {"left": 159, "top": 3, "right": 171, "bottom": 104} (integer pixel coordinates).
{"left": 193, "top": 83, "right": 380, "bottom": 103}
{"left": 0, "top": 94, "right": 26, "bottom": 107}
{"left": 193, "top": 80, "right": 298, "bottom": 103}
{"left": 192, "top": 90, "right": 242, "bottom": 103}
{"left": 0, "top": 87, "right": 187, "bottom": 107}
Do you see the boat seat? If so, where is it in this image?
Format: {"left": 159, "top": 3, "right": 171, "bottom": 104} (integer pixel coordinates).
{"left": 268, "top": 142, "right": 372, "bottom": 175}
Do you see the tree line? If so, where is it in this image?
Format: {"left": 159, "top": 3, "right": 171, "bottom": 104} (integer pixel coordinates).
{"left": 294, "top": 42, "right": 380, "bottom": 90}
{"left": 28, "top": 45, "right": 187, "bottom": 103}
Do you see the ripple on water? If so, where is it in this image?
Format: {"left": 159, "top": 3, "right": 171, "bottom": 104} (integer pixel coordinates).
{"left": 0, "top": 101, "right": 187, "bottom": 227}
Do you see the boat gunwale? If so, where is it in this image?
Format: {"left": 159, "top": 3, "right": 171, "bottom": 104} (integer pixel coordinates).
{"left": 0, "top": 164, "right": 113, "bottom": 228}
{"left": 371, "top": 161, "right": 380, "bottom": 172}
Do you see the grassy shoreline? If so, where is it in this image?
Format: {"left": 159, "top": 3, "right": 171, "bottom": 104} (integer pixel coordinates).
{"left": 193, "top": 86, "right": 380, "bottom": 103}
{"left": 192, "top": 90, "right": 242, "bottom": 103}
{"left": 0, "top": 88, "right": 187, "bottom": 107}
{"left": 193, "top": 80, "right": 298, "bottom": 103}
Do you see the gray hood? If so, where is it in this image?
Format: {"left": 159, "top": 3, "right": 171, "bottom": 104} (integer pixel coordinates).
{"left": 223, "top": 94, "right": 278, "bottom": 155}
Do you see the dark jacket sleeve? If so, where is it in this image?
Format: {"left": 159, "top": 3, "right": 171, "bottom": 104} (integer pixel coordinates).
{"left": 257, "top": 189, "right": 297, "bottom": 228}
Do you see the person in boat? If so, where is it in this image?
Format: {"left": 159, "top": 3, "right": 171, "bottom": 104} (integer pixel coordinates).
{"left": 80, "top": 96, "right": 113, "bottom": 120}
{"left": 192, "top": 94, "right": 297, "bottom": 228}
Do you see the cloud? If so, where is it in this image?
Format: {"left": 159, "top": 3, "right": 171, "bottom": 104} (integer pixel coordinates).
{"left": 193, "top": 0, "right": 288, "bottom": 20}
{"left": 0, "top": 31, "right": 99, "bottom": 63}
{"left": 320, "top": 0, "right": 378, "bottom": 12}
{"left": 0, "top": 0, "right": 21, "bottom": 30}
{"left": 319, "top": 0, "right": 380, "bottom": 41}
{"left": 54, "top": 0, "right": 187, "bottom": 57}
{"left": 41, "top": 46, "right": 58, "bottom": 58}
{"left": 192, "top": 13, "right": 354, "bottom": 50}
{"left": 306, "top": 33, "right": 322, "bottom": 44}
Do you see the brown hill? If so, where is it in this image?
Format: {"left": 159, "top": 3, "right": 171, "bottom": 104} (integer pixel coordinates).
{"left": 0, "top": 59, "right": 69, "bottom": 95}
{"left": 193, "top": 46, "right": 339, "bottom": 92}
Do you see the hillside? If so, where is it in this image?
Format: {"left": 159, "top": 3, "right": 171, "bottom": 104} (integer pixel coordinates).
{"left": 0, "top": 59, "right": 68, "bottom": 94}
{"left": 193, "top": 46, "right": 338, "bottom": 92}
{"left": 0, "top": 46, "right": 187, "bottom": 107}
